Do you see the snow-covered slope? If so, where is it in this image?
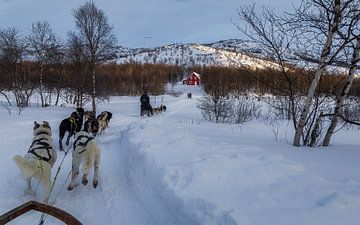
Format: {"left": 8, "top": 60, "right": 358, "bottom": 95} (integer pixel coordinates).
{"left": 117, "top": 39, "right": 359, "bottom": 74}
{"left": 117, "top": 39, "right": 283, "bottom": 69}
{"left": 1, "top": 85, "right": 360, "bottom": 225}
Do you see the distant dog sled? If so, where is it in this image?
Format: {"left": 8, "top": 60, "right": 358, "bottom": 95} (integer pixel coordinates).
{"left": 140, "top": 104, "right": 153, "bottom": 116}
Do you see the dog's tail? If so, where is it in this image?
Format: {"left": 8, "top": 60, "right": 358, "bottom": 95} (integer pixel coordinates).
{"left": 13, "top": 155, "right": 39, "bottom": 179}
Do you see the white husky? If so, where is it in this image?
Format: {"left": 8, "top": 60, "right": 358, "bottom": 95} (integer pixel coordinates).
{"left": 13, "top": 121, "right": 57, "bottom": 201}
{"left": 67, "top": 131, "right": 101, "bottom": 191}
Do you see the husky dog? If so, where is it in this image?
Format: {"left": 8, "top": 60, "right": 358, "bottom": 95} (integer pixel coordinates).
{"left": 13, "top": 121, "right": 57, "bottom": 201}
{"left": 153, "top": 104, "right": 167, "bottom": 114}
{"left": 96, "top": 111, "right": 112, "bottom": 135}
{"left": 59, "top": 107, "right": 84, "bottom": 151}
{"left": 67, "top": 131, "right": 101, "bottom": 191}
{"left": 84, "top": 111, "right": 100, "bottom": 137}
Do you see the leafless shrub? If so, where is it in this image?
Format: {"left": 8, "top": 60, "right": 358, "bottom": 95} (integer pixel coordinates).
{"left": 167, "top": 91, "right": 182, "bottom": 97}
{"left": 342, "top": 97, "right": 360, "bottom": 125}
{"left": 234, "top": 97, "right": 261, "bottom": 124}
{"left": 197, "top": 95, "right": 234, "bottom": 123}
{"left": 268, "top": 120, "right": 289, "bottom": 143}
{"left": 177, "top": 118, "right": 201, "bottom": 125}
{"left": 265, "top": 96, "right": 293, "bottom": 120}
{"left": 60, "top": 89, "right": 78, "bottom": 105}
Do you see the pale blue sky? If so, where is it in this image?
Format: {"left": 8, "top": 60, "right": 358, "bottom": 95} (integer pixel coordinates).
{"left": 0, "top": 0, "right": 298, "bottom": 48}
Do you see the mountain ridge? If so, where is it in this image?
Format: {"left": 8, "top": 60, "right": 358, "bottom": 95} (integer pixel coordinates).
{"left": 116, "top": 39, "right": 359, "bottom": 75}
{"left": 117, "top": 39, "right": 279, "bottom": 68}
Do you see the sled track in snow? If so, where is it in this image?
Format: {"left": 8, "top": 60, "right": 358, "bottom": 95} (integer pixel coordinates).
{"left": 97, "top": 119, "right": 238, "bottom": 225}
{"left": 0, "top": 102, "right": 237, "bottom": 225}
{"left": 98, "top": 122, "right": 202, "bottom": 225}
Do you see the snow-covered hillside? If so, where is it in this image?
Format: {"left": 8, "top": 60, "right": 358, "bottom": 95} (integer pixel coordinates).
{"left": 117, "top": 39, "right": 359, "bottom": 75}
{"left": 117, "top": 39, "right": 285, "bottom": 69}
{"left": 1, "top": 85, "right": 360, "bottom": 225}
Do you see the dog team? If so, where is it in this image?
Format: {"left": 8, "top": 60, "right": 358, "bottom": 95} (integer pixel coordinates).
{"left": 140, "top": 91, "right": 167, "bottom": 116}
{"left": 13, "top": 95, "right": 166, "bottom": 201}
{"left": 13, "top": 108, "right": 112, "bottom": 201}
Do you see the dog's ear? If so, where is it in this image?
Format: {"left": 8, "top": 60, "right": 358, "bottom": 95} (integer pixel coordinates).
{"left": 43, "top": 121, "right": 51, "bottom": 129}
{"left": 34, "top": 121, "right": 40, "bottom": 129}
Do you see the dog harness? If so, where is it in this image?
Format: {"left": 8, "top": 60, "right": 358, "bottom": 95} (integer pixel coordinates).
{"left": 69, "top": 116, "right": 79, "bottom": 132}
{"left": 28, "top": 138, "right": 53, "bottom": 162}
{"left": 73, "top": 134, "right": 94, "bottom": 154}
{"left": 35, "top": 131, "right": 51, "bottom": 136}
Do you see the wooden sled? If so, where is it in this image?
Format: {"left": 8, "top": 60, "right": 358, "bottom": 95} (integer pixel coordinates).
{"left": 0, "top": 200, "right": 82, "bottom": 225}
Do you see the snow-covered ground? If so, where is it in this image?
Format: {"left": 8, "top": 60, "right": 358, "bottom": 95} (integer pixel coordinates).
{"left": 1, "top": 85, "right": 360, "bottom": 225}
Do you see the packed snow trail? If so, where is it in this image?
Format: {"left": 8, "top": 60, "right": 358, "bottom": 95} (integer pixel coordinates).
{"left": 52, "top": 121, "right": 203, "bottom": 225}
{"left": 2, "top": 87, "right": 360, "bottom": 225}
{"left": 98, "top": 122, "right": 202, "bottom": 225}
{"left": 0, "top": 96, "right": 215, "bottom": 225}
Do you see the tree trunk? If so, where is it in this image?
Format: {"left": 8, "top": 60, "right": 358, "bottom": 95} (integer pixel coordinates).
{"left": 91, "top": 62, "right": 96, "bottom": 115}
{"left": 293, "top": 0, "right": 341, "bottom": 146}
{"left": 55, "top": 89, "right": 60, "bottom": 106}
{"left": 39, "top": 64, "right": 45, "bottom": 107}
{"left": 322, "top": 37, "right": 360, "bottom": 146}
{"left": 309, "top": 112, "right": 322, "bottom": 147}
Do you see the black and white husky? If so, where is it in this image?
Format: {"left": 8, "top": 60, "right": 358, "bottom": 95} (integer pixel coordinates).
{"left": 153, "top": 104, "right": 167, "bottom": 114}
{"left": 13, "top": 121, "right": 57, "bottom": 201}
{"left": 67, "top": 131, "right": 101, "bottom": 191}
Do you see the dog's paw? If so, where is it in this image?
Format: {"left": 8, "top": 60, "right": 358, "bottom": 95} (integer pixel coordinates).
{"left": 26, "top": 189, "right": 36, "bottom": 195}
{"left": 93, "top": 180, "right": 98, "bottom": 188}
{"left": 82, "top": 177, "right": 88, "bottom": 186}
{"left": 67, "top": 185, "right": 74, "bottom": 191}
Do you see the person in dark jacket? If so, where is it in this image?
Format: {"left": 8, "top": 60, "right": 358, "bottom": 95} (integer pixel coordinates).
{"left": 140, "top": 91, "right": 153, "bottom": 116}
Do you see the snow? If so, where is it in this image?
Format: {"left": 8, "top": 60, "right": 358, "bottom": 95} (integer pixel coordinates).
{"left": 1, "top": 84, "right": 360, "bottom": 225}
{"left": 117, "top": 42, "right": 282, "bottom": 69}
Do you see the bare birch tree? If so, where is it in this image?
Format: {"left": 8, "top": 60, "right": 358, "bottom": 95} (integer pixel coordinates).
{"left": 27, "top": 21, "right": 61, "bottom": 107}
{"left": 0, "top": 27, "right": 33, "bottom": 109}
{"left": 72, "top": 1, "right": 118, "bottom": 114}
{"left": 323, "top": 35, "right": 360, "bottom": 145}
{"left": 66, "top": 32, "right": 90, "bottom": 108}
{"left": 234, "top": 4, "right": 301, "bottom": 130}
{"left": 48, "top": 41, "right": 66, "bottom": 106}
{"left": 318, "top": 1, "right": 360, "bottom": 145}
{"left": 292, "top": 0, "right": 343, "bottom": 146}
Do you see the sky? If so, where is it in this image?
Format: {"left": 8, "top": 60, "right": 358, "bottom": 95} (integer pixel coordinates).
{"left": 0, "top": 0, "right": 297, "bottom": 48}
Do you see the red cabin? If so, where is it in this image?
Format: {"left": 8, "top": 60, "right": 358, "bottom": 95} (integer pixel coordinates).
{"left": 183, "top": 72, "right": 201, "bottom": 85}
